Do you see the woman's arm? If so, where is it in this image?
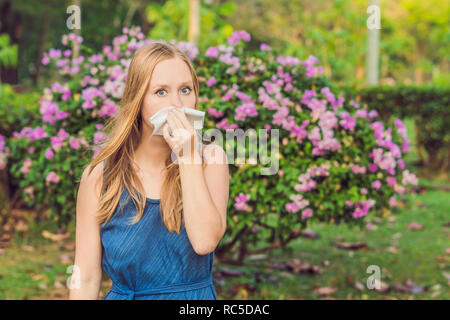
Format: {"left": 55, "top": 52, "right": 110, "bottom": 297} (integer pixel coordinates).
{"left": 178, "top": 144, "right": 230, "bottom": 255}
{"left": 69, "top": 162, "right": 104, "bottom": 299}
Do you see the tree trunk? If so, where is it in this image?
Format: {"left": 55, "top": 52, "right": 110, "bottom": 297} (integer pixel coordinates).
{"left": 188, "top": 0, "right": 200, "bottom": 45}
{"left": 33, "top": 11, "right": 50, "bottom": 85}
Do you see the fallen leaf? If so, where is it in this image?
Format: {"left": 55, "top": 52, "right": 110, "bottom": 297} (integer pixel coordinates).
{"left": 374, "top": 280, "right": 390, "bottom": 293}
{"left": 314, "top": 286, "right": 338, "bottom": 296}
{"left": 392, "top": 278, "right": 427, "bottom": 293}
{"left": 42, "top": 230, "right": 70, "bottom": 242}
{"left": 220, "top": 268, "right": 245, "bottom": 277}
{"left": 285, "top": 258, "right": 321, "bottom": 274}
{"left": 407, "top": 222, "right": 423, "bottom": 231}
{"left": 32, "top": 274, "right": 48, "bottom": 282}
{"left": 298, "top": 230, "right": 320, "bottom": 239}
{"left": 387, "top": 246, "right": 398, "bottom": 254}
{"left": 334, "top": 242, "right": 368, "bottom": 250}
{"left": 354, "top": 280, "right": 364, "bottom": 291}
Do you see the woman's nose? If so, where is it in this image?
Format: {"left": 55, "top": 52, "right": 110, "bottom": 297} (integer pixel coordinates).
{"left": 169, "top": 93, "right": 183, "bottom": 108}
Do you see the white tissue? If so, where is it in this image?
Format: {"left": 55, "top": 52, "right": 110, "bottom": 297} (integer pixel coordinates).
{"left": 149, "top": 106, "right": 205, "bottom": 136}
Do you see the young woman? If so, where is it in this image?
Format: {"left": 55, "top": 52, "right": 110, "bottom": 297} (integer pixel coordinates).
{"left": 69, "top": 41, "right": 229, "bottom": 300}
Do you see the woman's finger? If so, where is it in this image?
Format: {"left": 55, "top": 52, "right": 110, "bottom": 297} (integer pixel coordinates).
{"left": 168, "top": 110, "right": 185, "bottom": 131}
{"left": 172, "top": 109, "right": 192, "bottom": 130}
{"left": 162, "top": 123, "right": 173, "bottom": 145}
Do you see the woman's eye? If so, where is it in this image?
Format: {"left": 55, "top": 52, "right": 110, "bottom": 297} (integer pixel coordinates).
{"left": 156, "top": 89, "right": 166, "bottom": 96}
{"left": 182, "top": 86, "right": 192, "bottom": 94}
{"left": 155, "top": 87, "right": 192, "bottom": 97}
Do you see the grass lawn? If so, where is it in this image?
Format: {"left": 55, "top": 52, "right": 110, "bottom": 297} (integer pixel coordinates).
{"left": 215, "top": 177, "right": 449, "bottom": 299}
{"left": 0, "top": 176, "right": 448, "bottom": 300}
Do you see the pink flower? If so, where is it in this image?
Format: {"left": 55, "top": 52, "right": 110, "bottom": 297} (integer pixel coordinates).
{"left": 234, "top": 193, "right": 250, "bottom": 211}
{"left": 69, "top": 137, "right": 81, "bottom": 150}
{"left": 368, "top": 163, "right": 378, "bottom": 173}
{"left": 21, "top": 158, "right": 32, "bottom": 174}
{"left": 372, "top": 180, "right": 381, "bottom": 190}
{"left": 93, "top": 131, "right": 107, "bottom": 144}
{"left": 57, "top": 128, "right": 69, "bottom": 140}
{"left": 260, "top": 43, "right": 271, "bottom": 51}
{"left": 51, "top": 136, "right": 64, "bottom": 151}
{"left": 207, "top": 108, "right": 224, "bottom": 118}
{"left": 366, "top": 223, "right": 375, "bottom": 230}
{"left": 301, "top": 208, "right": 313, "bottom": 219}
{"left": 46, "top": 171, "right": 60, "bottom": 184}
{"left": 386, "top": 176, "right": 397, "bottom": 187}
{"left": 402, "top": 170, "right": 418, "bottom": 186}
{"left": 286, "top": 202, "right": 300, "bottom": 213}
{"left": 205, "top": 47, "right": 219, "bottom": 58}
{"left": 206, "top": 76, "right": 217, "bottom": 87}
{"left": 389, "top": 196, "right": 396, "bottom": 207}
{"left": 45, "top": 148, "right": 54, "bottom": 159}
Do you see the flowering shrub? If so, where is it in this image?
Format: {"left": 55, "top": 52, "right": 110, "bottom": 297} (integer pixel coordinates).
{"left": 1, "top": 27, "right": 418, "bottom": 264}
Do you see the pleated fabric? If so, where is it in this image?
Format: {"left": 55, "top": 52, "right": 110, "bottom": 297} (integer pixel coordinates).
{"left": 100, "top": 185, "right": 218, "bottom": 300}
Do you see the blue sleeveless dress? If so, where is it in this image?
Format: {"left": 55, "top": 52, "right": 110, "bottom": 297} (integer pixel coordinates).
{"left": 100, "top": 186, "right": 218, "bottom": 300}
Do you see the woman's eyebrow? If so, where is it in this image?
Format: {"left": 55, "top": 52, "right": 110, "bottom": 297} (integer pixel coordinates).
{"left": 152, "top": 81, "right": 193, "bottom": 88}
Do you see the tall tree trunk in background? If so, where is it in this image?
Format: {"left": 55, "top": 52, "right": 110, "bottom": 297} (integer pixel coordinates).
{"left": 366, "top": 0, "right": 379, "bottom": 86}
{"left": 33, "top": 11, "right": 50, "bottom": 85}
{"left": 188, "top": 0, "right": 200, "bottom": 45}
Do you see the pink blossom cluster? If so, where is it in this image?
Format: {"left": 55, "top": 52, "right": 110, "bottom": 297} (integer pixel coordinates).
{"left": 234, "top": 91, "right": 258, "bottom": 121}
{"left": 222, "top": 83, "right": 239, "bottom": 101}
{"left": 349, "top": 164, "right": 367, "bottom": 174}
{"left": 227, "top": 30, "right": 251, "bottom": 46}
{"left": 338, "top": 111, "right": 356, "bottom": 130}
{"left": 276, "top": 56, "right": 302, "bottom": 66}
{"left": 402, "top": 169, "right": 418, "bottom": 186}
{"left": 369, "top": 148, "right": 397, "bottom": 175}
{"left": 285, "top": 194, "right": 313, "bottom": 219}
{"left": 51, "top": 82, "right": 71, "bottom": 101}
{"left": 46, "top": 171, "right": 60, "bottom": 184}
{"left": 81, "top": 87, "right": 107, "bottom": 109}
{"left": 216, "top": 118, "right": 239, "bottom": 130}
{"left": 21, "top": 158, "right": 33, "bottom": 174}
{"left": 171, "top": 40, "right": 199, "bottom": 61}
{"left": 40, "top": 100, "right": 68, "bottom": 124}
{"left": 99, "top": 99, "right": 119, "bottom": 117}
{"left": 206, "top": 76, "right": 217, "bottom": 87}
{"left": 393, "top": 118, "right": 410, "bottom": 153}
{"left": 13, "top": 126, "right": 49, "bottom": 140}
{"left": 321, "top": 87, "right": 344, "bottom": 111}
{"left": 346, "top": 199, "right": 376, "bottom": 219}
{"left": 234, "top": 193, "right": 250, "bottom": 211}
{"left": 303, "top": 55, "right": 324, "bottom": 78}
{"left": 260, "top": 43, "right": 271, "bottom": 51}
{"left": 207, "top": 107, "right": 224, "bottom": 118}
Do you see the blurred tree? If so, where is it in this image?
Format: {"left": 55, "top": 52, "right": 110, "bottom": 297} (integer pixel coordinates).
{"left": 146, "top": 0, "right": 235, "bottom": 50}
{"left": 223, "top": 0, "right": 449, "bottom": 86}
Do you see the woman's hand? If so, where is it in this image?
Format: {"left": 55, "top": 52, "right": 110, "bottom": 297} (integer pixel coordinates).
{"left": 163, "top": 108, "right": 202, "bottom": 165}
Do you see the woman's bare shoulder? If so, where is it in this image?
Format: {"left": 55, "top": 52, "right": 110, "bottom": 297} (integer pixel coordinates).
{"left": 80, "top": 160, "right": 105, "bottom": 198}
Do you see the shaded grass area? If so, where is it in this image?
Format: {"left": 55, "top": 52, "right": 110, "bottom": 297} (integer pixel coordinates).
{"left": 0, "top": 177, "right": 448, "bottom": 299}
{"left": 215, "top": 180, "right": 449, "bottom": 299}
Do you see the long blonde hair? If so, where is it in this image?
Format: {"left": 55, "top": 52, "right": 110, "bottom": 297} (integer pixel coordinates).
{"left": 86, "top": 41, "right": 207, "bottom": 234}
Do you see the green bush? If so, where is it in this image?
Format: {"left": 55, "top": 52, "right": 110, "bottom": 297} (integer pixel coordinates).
{"left": 340, "top": 84, "right": 450, "bottom": 174}
{"left": 1, "top": 27, "right": 419, "bottom": 265}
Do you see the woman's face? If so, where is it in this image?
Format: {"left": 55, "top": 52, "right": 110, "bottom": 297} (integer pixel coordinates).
{"left": 141, "top": 57, "right": 196, "bottom": 134}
